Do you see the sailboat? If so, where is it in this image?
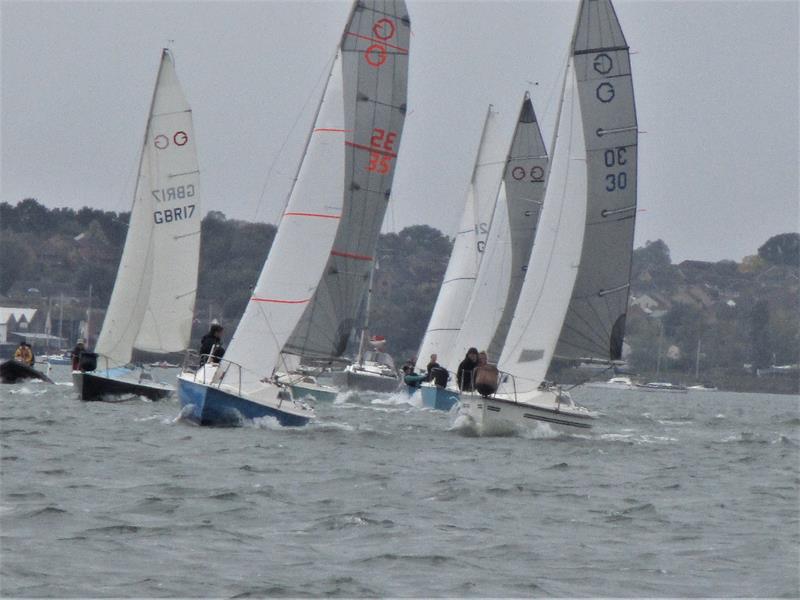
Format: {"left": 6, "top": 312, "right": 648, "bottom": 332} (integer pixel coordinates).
{"left": 459, "top": 0, "right": 638, "bottom": 432}
{"left": 278, "top": 0, "right": 411, "bottom": 396}
{"left": 411, "top": 106, "right": 507, "bottom": 406}
{"left": 73, "top": 49, "right": 201, "bottom": 402}
{"left": 177, "top": 0, "right": 410, "bottom": 425}
{"left": 414, "top": 95, "right": 549, "bottom": 411}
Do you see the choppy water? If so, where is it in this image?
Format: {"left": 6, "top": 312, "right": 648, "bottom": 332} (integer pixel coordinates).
{"left": 1, "top": 365, "right": 798, "bottom": 597}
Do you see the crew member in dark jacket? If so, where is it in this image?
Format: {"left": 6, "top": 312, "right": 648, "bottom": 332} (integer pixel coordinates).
{"left": 425, "top": 353, "right": 440, "bottom": 379}
{"left": 199, "top": 324, "right": 225, "bottom": 364}
{"left": 71, "top": 339, "right": 86, "bottom": 371}
{"left": 456, "top": 347, "right": 479, "bottom": 391}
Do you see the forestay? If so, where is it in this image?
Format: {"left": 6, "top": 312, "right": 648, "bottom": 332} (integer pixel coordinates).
{"left": 498, "top": 0, "right": 637, "bottom": 396}
{"left": 414, "top": 106, "right": 507, "bottom": 372}
{"left": 284, "top": 0, "right": 411, "bottom": 361}
{"left": 95, "top": 49, "right": 201, "bottom": 367}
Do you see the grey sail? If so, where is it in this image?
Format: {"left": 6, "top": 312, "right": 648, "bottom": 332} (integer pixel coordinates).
{"left": 283, "top": 0, "right": 410, "bottom": 360}
{"left": 552, "top": 0, "right": 638, "bottom": 363}
{"left": 486, "top": 93, "right": 549, "bottom": 360}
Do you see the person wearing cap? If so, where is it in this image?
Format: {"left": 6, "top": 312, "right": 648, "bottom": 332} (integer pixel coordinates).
{"left": 71, "top": 339, "right": 86, "bottom": 371}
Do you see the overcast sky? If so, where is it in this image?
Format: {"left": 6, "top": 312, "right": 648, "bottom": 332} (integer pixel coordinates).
{"left": 2, "top": 0, "right": 797, "bottom": 263}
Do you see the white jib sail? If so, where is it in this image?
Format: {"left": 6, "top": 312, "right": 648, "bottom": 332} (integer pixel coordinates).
{"left": 497, "top": 58, "right": 588, "bottom": 397}
{"left": 450, "top": 182, "right": 512, "bottom": 363}
{"left": 222, "top": 52, "right": 346, "bottom": 392}
{"left": 415, "top": 106, "right": 507, "bottom": 372}
{"left": 95, "top": 49, "right": 201, "bottom": 367}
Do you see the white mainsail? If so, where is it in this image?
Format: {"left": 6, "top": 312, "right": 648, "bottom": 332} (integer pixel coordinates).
{"left": 284, "top": 0, "right": 411, "bottom": 361}
{"left": 95, "top": 49, "right": 201, "bottom": 367}
{"left": 414, "top": 106, "right": 507, "bottom": 372}
{"left": 451, "top": 94, "right": 549, "bottom": 364}
{"left": 222, "top": 53, "right": 346, "bottom": 392}
{"left": 498, "top": 0, "right": 638, "bottom": 398}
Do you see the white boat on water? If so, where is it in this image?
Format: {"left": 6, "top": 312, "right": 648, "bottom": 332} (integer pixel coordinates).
{"left": 73, "top": 49, "right": 201, "bottom": 402}
{"left": 177, "top": 0, "right": 410, "bottom": 425}
{"left": 460, "top": 0, "right": 638, "bottom": 433}
{"left": 586, "top": 376, "right": 636, "bottom": 390}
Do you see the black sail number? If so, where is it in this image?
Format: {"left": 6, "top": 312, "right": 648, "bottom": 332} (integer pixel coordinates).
{"left": 604, "top": 147, "right": 628, "bottom": 192}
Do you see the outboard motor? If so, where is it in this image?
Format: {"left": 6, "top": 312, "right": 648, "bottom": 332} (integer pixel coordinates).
{"left": 430, "top": 366, "right": 449, "bottom": 388}
{"left": 474, "top": 364, "right": 499, "bottom": 398}
{"left": 78, "top": 352, "right": 98, "bottom": 372}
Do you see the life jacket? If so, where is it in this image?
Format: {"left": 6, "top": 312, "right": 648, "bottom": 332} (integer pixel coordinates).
{"left": 14, "top": 345, "right": 33, "bottom": 366}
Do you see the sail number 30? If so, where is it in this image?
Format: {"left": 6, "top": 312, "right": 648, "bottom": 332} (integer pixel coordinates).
{"left": 604, "top": 147, "right": 628, "bottom": 192}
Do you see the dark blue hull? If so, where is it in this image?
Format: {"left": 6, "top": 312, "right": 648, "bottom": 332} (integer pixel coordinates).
{"left": 177, "top": 377, "right": 310, "bottom": 427}
{"left": 420, "top": 385, "right": 460, "bottom": 411}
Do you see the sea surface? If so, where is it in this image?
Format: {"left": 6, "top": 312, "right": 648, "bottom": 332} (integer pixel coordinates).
{"left": 1, "top": 365, "right": 798, "bottom": 598}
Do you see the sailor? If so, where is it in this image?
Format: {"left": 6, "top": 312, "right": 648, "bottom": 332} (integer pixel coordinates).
{"left": 199, "top": 324, "right": 225, "bottom": 364}
{"left": 14, "top": 340, "right": 35, "bottom": 366}
{"left": 478, "top": 351, "right": 488, "bottom": 366}
{"left": 456, "top": 347, "right": 479, "bottom": 392}
{"left": 425, "top": 353, "right": 441, "bottom": 379}
{"left": 71, "top": 339, "right": 86, "bottom": 371}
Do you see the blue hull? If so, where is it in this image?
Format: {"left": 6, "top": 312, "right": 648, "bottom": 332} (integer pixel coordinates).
{"left": 420, "top": 385, "right": 460, "bottom": 411}
{"left": 177, "top": 378, "right": 310, "bottom": 427}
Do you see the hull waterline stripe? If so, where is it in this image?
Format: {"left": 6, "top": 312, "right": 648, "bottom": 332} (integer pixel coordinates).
{"left": 251, "top": 297, "right": 311, "bottom": 304}
{"left": 331, "top": 250, "right": 373, "bottom": 261}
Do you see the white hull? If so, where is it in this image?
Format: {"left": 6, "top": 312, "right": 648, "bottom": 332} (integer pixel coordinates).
{"left": 458, "top": 389, "right": 596, "bottom": 434}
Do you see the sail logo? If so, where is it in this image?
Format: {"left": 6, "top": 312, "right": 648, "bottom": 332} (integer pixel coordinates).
{"left": 351, "top": 16, "right": 408, "bottom": 69}
{"left": 153, "top": 204, "right": 195, "bottom": 224}
{"left": 511, "top": 165, "right": 545, "bottom": 182}
{"left": 153, "top": 131, "right": 189, "bottom": 149}
{"left": 593, "top": 53, "right": 613, "bottom": 75}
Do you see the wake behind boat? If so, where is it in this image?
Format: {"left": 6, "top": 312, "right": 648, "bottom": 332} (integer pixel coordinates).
{"left": 73, "top": 48, "right": 202, "bottom": 402}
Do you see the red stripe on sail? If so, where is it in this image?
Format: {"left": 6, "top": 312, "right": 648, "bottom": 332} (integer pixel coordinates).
{"left": 345, "top": 31, "right": 409, "bottom": 53}
{"left": 331, "top": 250, "right": 373, "bottom": 261}
{"left": 314, "top": 128, "right": 351, "bottom": 133}
{"left": 345, "top": 141, "right": 397, "bottom": 158}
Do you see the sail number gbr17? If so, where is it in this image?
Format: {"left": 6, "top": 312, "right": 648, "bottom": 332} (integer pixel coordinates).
{"left": 152, "top": 184, "right": 197, "bottom": 224}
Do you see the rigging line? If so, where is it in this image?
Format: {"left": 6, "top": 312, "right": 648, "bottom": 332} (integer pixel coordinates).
{"left": 252, "top": 52, "right": 336, "bottom": 224}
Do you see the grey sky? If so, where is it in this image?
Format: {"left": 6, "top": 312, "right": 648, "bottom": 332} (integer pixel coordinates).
{"left": 2, "top": 0, "right": 797, "bottom": 263}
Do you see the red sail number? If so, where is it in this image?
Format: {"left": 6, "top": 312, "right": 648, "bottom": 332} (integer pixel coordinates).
{"left": 366, "top": 128, "right": 397, "bottom": 174}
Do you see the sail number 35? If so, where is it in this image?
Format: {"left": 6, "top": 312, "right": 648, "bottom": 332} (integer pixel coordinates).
{"left": 366, "top": 128, "right": 397, "bottom": 174}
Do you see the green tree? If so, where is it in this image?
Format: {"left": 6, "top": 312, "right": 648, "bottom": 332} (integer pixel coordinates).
{"left": 758, "top": 233, "right": 800, "bottom": 267}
